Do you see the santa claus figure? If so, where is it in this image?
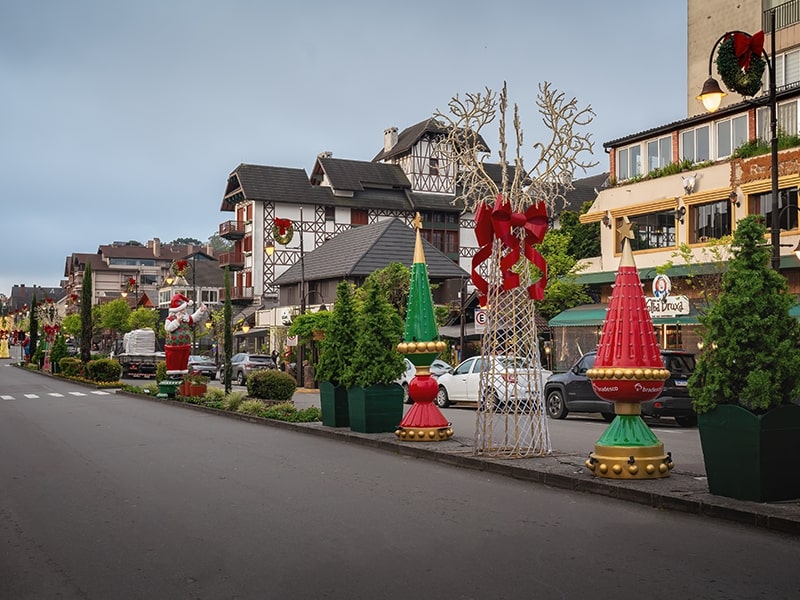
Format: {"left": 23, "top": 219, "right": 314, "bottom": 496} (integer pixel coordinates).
{"left": 164, "top": 293, "right": 208, "bottom": 376}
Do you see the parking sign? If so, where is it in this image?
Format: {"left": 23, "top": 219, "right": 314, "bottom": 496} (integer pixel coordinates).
{"left": 474, "top": 308, "right": 487, "bottom": 332}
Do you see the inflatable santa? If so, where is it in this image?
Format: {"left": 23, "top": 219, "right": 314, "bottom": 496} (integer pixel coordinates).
{"left": 164, "top": 293, "right": 208, "bottom": 376}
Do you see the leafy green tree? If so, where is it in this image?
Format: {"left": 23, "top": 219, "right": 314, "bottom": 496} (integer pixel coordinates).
{"left": 316, "top": 281, "right": 358, "bottom": 385}
{"left": 343, "top": 278, "right": 405, "bottom": 387}
{"left": 61, "top": 314, "right": 81, "bottom": 338}
{"left": 170, "top": 237, "right": 203, "bottom": 246}
{"left": 560, "top": 204, "right": 601, "bottom": 259}
{"left": 80, "top": 263, "right": 93, "bottom": 362}
{"left": 689, "top": 216, "right": 800, "bottom": 413}
{"left": 362, "top": 262, "right": 410, "bottom": 318}
{"left": 223, "top": 267, "right": 233, "bottom": 394}
{"left": 100, "top": 299, "right": 132, "bottom": 334}
{"left": 128, "top": 307, "right": 158, "bottom": 331}
{"left": 50, "top": 334, "right": 69, "bottom": 374}
{"left": 533, "top": 228, "right": 593, "bottom": 321}
{"left": 207, "top": 232, "right": 233, "bottom": 254}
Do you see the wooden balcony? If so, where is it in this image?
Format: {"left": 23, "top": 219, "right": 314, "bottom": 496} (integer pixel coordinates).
{"left": 221, "top": 286, "right": 255, "bottom": 303}
{"left": 218, "top": 251, "right": 245, "bottom": 271}
{"left": 219, "top": 220, "right": 246, "bottom": 240}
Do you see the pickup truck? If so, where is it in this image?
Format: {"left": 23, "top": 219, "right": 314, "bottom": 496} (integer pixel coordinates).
{"left": 117, "top": 328, "right": 163, "bottom": 378}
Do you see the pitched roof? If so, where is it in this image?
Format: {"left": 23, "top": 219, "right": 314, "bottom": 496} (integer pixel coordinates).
{"left": 273, "top": 218, "right": 468, "bottom": 285}
{"left": 372, "top": 118, "right": 490, "bottom": 162}
{"left": 561, "top": 172, "right": 610, "bottom": 212}
{"left": 222, "top": 164, "right": 332, "bottom": 210}
{"left": 314, "top": 157, "right": 411, "bottom": 191}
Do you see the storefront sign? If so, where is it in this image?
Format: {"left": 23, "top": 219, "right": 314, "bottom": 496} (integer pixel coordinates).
{"left": 646, "top": 295, "right": 690, "bottom": 317}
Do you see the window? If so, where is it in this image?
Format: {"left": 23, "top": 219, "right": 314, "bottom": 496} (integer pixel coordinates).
{"left": 681, "top": 125, "right": 710, "bottom": 162}
{"left": 716, "top": 115, "right": 748, "bottom": 158}
{"left": 619, "top": 210, "right": 679, "bottom": 252}
{"left": 617, "top": 145, "right": 641, "bottom": 180}
{"left": 429, "top": 157, "right": 439, "bottom": 176}
{"left": 752, "top": 187, "right": 798, "bottom": 230}
{"left": 324, "top": 206, "right": 335, "bottom": 221}
{"left": 647, "top": 136, "right": 672, "bottom": 172}
{"left": 757, "top": 101, "right": 798, "bottom": 140}
{"left": 351, "top": 208, "right": 368, "bottom": 225}
{"left": 775, "top": 49, "right": 800, "bottom": 88}
{"left": 689, "top": 200, "right": 733, "bottom": 243}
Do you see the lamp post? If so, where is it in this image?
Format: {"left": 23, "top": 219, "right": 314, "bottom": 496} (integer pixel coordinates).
{"left": 698, "top": 9, "right": 779, "bottom": 270}
{"left": 298, "top": 207, "right": 307, "bottom": 386}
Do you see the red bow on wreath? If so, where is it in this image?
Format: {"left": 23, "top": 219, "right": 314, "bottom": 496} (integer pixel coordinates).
{"left": 273, "top": 218, "right": 292, "bottom": 235}
{"left": 471, "top": 194, "right": 548, "bottom": 307}
{"left": 731, "top": 30, "right": 764, "bottom": 71}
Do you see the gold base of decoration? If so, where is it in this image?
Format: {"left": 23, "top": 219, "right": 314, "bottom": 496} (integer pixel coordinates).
{"left": 585, "top": 443, "right": 674, "bottom": 479}
{"left": 615, "top": 402, "right": 641, "bottom": 416}
{"left": 395, "top": 426, "right": 454, "bottom": 442}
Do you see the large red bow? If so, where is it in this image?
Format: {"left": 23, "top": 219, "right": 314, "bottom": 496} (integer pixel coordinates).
{"left": 471, "top": 194, "right": 548, "bottom": 307}
{"left": 273, "top": 218, "right": 292, "bottom": 235}
{"left": 732, "top": 30, "right": 764, "bottom": 71}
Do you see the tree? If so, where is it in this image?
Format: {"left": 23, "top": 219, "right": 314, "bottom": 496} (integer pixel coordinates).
{"left": 170, "top": 237, "right": 203, "bottom": 246}
{"left": 128, "top": 307, "right": 158, "bottom": 331}
{"left": 80, "top": 263, "right": 93, "bottom": 362}
{"left": 207, "top": 232, "right": 233, "bottom": 254}
{"left": 559, "top": 205, "right": 600, "bottom": 259}
{"left": 100, "top": 299, "right": 132, "bottom": 350}
{"left": 689, "top": 216, "right": 800, "bottom": 413}
{"left": 343, "top": 278, "right": 405, "bottom": 387}
{"left": 223, "top": 267, "right": 233, "bottom": 394}
{"left": 362, "top": 262, "right": 410, "bottom": 318}
{"left": 532, "top": 228, "right": 592, "bottom": 321}
{"left": 316, "top": 281, "right": 358, "bottom": 385}
{"left": 61, "top": 314, "right": 82, "bottom": 338}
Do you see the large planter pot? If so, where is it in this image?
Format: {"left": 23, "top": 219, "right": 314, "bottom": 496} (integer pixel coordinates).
{"left": 698, "top": 403, "right": 800, "bottom": 502}
{"left": 320, "top": 380, "right": 350, "bottom": 427}
{"left": 348, "top": 384, "right": 404, "bottom": 433}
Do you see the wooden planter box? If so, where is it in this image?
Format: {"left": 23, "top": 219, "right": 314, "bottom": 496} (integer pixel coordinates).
{"left": 320, "top": 381, "right": 350, "bottom": 427}
{"left": 698, "top": 403, "right": 800, "bottom": 502}
{"left": 348, "top": 384, "right": 404, "bottom": 433}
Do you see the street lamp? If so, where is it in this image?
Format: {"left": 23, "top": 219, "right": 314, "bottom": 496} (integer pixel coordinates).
{"left": 698, "top": 9, "right": 779, "bottom": 270}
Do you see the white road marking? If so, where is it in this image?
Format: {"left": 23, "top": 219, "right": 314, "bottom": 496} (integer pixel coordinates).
{"left": 24, "top": 394, "right": 39, "bottom": 398}
{"left": 1, "top": 395, "right": 13, "bottom": 400}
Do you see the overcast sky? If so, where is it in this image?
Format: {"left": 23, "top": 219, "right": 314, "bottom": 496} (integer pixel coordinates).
{"left": 1, "top": 1, "right": 687, "bottom": 296}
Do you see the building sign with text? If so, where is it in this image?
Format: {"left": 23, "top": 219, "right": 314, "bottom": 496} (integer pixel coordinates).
{"left": 647, "top": 274, "right": 690, "bottom": 317}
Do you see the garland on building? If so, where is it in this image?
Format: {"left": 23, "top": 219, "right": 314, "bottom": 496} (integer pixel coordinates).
{"left": 273, "top": 217, "right": 294, "bottom": 245}
{"left": 716, "top": 32, "right": 766, "bottom": 97}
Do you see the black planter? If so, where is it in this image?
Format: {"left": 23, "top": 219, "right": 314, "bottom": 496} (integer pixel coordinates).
{"left": 319, "top": 380, "right": 349, "bottom": 427}
{"left": 698, "top": 403, "right": 800, "bottom": 502}
{"left": 347, "top": 384, "right": 404, "bottom": 433}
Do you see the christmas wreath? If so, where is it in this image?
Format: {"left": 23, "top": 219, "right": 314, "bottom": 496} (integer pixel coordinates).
{"left": 273, "top": 218, "right": 294, "bottom": 245}
{"left": 716, "top": 32, "right": 766, "bottom": 97}
{"left": 173, "top": 259, "right": 189, "bottom": 278}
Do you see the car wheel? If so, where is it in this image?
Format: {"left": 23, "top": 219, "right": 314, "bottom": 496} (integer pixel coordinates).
{"left": 435, "top": 386, "right": 451, "bottom": 408}
{"left": 402, "top": 383, "right": 412, "bottom": 404}
{"left": 546, "top": 389, "right": 569, "bottom": 419}
{"left": 237, "top": 371, "right": 246, "bottom": 386}
{"left": 601, "top": 412, "right": 616, "bottom": 423}
{"left": 675, "top": 414, "right": 698, "bottom": 427}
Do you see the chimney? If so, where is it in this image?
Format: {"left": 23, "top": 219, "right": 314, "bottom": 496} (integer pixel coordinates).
{"left": 384, "top": 127, "right": 398, "bottom": 153}
{"left": 317, "top": 151, "right": 333, "bottom": 159}
{"left": 151, "top": 237, "right": 161, "bottom": 257}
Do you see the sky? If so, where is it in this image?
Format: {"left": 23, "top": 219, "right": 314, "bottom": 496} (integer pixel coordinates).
{"left": 0, "top": 1, "right": 688, "bottom": 297}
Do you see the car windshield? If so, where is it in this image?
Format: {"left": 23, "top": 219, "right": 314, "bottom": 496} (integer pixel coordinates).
{"left": 496, "top": 356, "right": 533, "bottom": 370}
{"left": 663, "top": 354, "right": 695, "bottom": 374}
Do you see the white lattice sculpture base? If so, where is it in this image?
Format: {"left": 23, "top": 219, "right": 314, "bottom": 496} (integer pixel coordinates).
{"left": 474, "top": 283, "right": 551, "bottom": 459}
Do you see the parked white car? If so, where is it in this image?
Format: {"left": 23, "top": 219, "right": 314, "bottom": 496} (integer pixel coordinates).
{"left": 435, "top": 355, "right": 552, "bottom": 409}
{"left": 396, "top": 357, "right": 454, "bottom": 403}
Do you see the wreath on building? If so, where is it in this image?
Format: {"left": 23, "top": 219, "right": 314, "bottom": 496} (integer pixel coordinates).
{"left": 716, "top": 31, "right": 766, "bottom": 97}
{"left": 273, "top": 218, "right": 294, "bottom": 245}
{"left": 172, "top": 259, "right": 189, "bottom": 278}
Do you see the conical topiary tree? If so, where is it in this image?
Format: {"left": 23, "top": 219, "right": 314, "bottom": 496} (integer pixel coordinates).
{"left": 690, "top": 215, "right": 800, "bottom": 413}
{"left": 81, "top": 263, "right": 93, "bottom": 363}
{"left": 343, "top": 278, "right": 405, "bottom": 388}
{"left": 316, "top": 281, "right": 358, "bottom": 386}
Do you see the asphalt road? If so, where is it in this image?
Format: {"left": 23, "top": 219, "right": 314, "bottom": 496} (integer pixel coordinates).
{"left": 4, "top": 364, "right": 800, "bottom": 599}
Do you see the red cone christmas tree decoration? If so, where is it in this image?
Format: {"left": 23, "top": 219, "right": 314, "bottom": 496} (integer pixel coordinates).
{"left": 585, "top": 218, "right": 674, "bottom": 479}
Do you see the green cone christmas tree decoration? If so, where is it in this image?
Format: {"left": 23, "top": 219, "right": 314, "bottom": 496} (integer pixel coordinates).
{"left": 585, "top": 218, "right": 674, "bottom": 479}
{"left": 396, "top": 214, "right": 453, "bottom": 442}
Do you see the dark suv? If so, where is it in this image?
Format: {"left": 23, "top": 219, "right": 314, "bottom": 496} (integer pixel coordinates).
{"left": 544, "top": 350, "right": 697, "bottom": 427}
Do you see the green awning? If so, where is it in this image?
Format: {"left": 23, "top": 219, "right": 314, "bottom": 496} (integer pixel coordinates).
{"left": 549, "top": 303, "right": 701, "bottom": 327}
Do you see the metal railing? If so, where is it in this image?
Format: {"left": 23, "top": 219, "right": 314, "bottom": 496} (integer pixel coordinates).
{"left": 765, "top": 0, "right": 800, "bottom": 32}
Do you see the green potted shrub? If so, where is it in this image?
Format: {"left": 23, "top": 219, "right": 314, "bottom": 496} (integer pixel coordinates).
{"left": 315, "top": 281, "right": 358, "bottom": 427}
{"left": 689, "top": 215, "right": 800, "bottom": 501}
{"left": 342, "top": 278, "right": 406, "bottom": 433}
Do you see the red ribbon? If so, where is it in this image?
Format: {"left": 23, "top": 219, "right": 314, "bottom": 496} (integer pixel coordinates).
{"left": 732, "top": 30, "right": 764, "bottom": 71}
{"left": 273, "top": 218, "right": 292, "bottom": 235}
{"left": 471, "top": 194, "right": 549, "bottom": 307}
